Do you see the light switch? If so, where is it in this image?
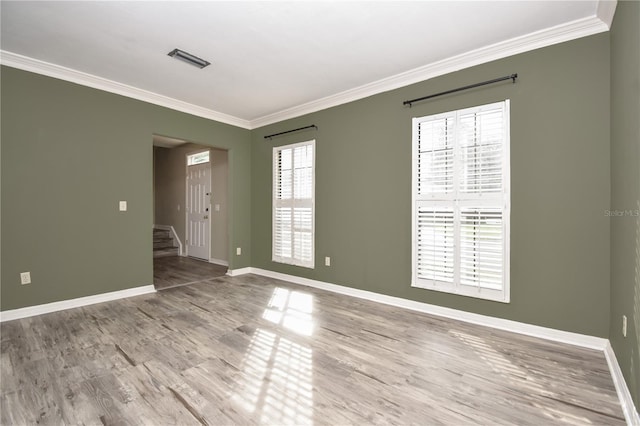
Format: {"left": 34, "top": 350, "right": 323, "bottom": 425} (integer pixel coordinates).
{"left": 215, "top": 204, "right": 220, "bottom": 212}
{"left": 119, "top": 201, "right": 127, "bottom": 211}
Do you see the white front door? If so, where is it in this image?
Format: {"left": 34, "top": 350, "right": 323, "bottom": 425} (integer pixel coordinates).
{"left": 186, "top": 162, "right": 211, "bottom": 260}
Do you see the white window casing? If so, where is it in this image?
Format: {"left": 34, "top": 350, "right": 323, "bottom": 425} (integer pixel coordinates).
{"left": 412, "top": 100, "right": 510, "bottom": 303}
{"left": 273, "top": 140, "right": 315, "bottom": 268}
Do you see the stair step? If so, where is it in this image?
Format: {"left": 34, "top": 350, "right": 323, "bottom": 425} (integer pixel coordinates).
{"left": 153, "top": 227, "right": 177, "bottom": 255}
{"left": 153, "top": 236, "right": 173, "bottom": 243}
{"left": 154, "top": 241, "right": 177, "bottom": 249}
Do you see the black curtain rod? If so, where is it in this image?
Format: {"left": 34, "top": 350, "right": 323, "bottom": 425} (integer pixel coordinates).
{"left": 264, "top": 125, "right": 318, "bottom": 140}
{"left": 403, "top": 73, "right": 518, "bottom": 107}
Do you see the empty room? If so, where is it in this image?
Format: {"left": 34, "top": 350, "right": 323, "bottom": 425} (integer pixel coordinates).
{"left": 1, "top": 1, "right": 639, "bottom": 425}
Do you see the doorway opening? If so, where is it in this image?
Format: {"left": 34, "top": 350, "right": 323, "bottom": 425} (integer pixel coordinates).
{"left": 152, "top": 135, "right": 229, "bottom": 290}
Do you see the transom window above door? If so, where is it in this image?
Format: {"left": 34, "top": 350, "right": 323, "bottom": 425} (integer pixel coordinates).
{"left": 187, "top": 150, "right": 210, "bottom": 165}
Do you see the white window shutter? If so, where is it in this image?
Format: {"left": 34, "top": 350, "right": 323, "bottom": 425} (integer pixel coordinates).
{"left": 416, "top": 206, "right": 455, "bottom": 284}
{"left": 273, "top": 140, "right": 315, "bottom": 268}
{"left": 459, "top": 208, "right": 504, "bottom": 291}
{"left": 412, "top": 101, "right": 510, "bottom": 303}
{"left": 273, "top": 207, "right": 292, "bottom": 260}
{"left": 417, "top": 115, "right": 455, "bottom": 196}
{"left": 459, "top": 108, "right": 505, "bottom": 195}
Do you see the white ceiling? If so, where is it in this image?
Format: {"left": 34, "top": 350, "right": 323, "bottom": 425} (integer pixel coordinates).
{"left": 0, "top": 1, "right": 615, "bottom": 129}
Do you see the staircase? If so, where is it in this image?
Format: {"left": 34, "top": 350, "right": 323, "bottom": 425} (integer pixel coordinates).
{"left": 153, "top": 227, "right": 179, "bottom": 258}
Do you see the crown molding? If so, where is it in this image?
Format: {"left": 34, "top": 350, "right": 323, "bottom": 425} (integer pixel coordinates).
{"left": 250, "top": 13, "right": 613, "bottom": 129}
{"left": 0, "top": 50, "right": 252, "bottom": 130}
{"left": 597, "top": 0, "right": 618, "bottom": 29}
{"left": 1, "top": 2, "right": 616, "bottom": 131}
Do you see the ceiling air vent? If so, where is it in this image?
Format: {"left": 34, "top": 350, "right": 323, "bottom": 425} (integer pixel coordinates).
{"left": 167, "top": 48, "right": 210, "bottom": 69}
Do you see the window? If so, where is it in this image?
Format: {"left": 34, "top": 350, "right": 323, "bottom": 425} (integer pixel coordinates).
{"left": 187, "top": 150, "right": 210, "bottom": 165}
{"left": 273, "top": 140, "right": 315, "bottom": 268}
{"left": 412, "top": 100, "right": 510, "bottom": 302}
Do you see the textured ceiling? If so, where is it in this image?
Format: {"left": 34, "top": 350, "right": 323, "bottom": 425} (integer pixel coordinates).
{"left": 1, "top": 1, "right": 612, "bottom": 128}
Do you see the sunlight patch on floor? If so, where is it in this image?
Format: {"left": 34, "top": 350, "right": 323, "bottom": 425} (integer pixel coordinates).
{"left": 263, "top": 287, "right": 314, "bottom": 336}
{"left": 231, "top": 328, "right": 314, "bottom": 425}
{"left": 230, "top": 286, "right": 315, "bottom": 424}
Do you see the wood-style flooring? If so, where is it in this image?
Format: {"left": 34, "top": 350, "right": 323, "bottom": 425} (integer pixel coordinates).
{"left": 1, "top": 274, "right": 625, "bottom": 425}
{"left": 153, "top": 255, "right": 227, "bottom": 290}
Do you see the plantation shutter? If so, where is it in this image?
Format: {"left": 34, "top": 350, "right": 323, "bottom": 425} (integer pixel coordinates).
{"left": 459, "top": 107, "right": 505, "bottom": 194}
{"left": 416, "top": 207, "right": 454, "bottom": 283}
{"left": 412, "top": 101, "right": 510, "bottom": 303}
{"left": 273, "top": 141, "right": 315, "bottom": 268}
{"left": 459, "top": 208, "right": 504, "bottom": 290}
{"left": 416, "top": 115, "right": 455, "bottom": 196}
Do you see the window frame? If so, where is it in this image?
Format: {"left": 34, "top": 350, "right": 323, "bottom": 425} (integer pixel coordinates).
{"left": 411, "top": 100, "right": 510, "bottom": 303}
{"left": 272, "top": 139, "right": 316, "bottom": 269}
{"left": 186, "top": 150, "right": 210, "bottom": 166}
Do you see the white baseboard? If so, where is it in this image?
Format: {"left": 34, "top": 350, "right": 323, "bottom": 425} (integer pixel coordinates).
{"left": 247, "top": 267, "right": 607, "bottom": 350}
{"left": 605, "top": 342, "right": 640, "bottom": 426}
{"left": 1, "top": 266, "right": 636, "bottom": 420}
{"left": 226, "top": 267, "right": 252, "bottom": 277}
{"left": 231, "top": 267, "right": 638, "bottom": 420}
{"left": 0, "top": 285, "right": 156, "bottom": 322}
{"left": 209, "top": 258, "right": 229, "bottom": 267}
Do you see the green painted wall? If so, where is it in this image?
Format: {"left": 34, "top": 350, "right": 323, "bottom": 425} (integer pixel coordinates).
{"left": 0, "top": 66, "right": 252, "bottom": 311}
{"left": 251, "top": 33, "right": 611, "bottom": 338}
{"left": 610, "top": 0, "right": 640, "bottom": 407}
{"left": 0, "top": 13, "right": 635, "bottom": 409}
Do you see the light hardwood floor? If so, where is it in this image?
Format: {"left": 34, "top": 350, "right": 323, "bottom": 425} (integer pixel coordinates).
{"left": 1, "top": 274, "right": 625, "bottom": 425}
{"left": 153, "top": 256, "right": 227, "bottom": 290}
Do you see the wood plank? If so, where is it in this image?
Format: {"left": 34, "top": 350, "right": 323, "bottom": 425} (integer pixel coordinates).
{"left": 0, "top": 273, "right": 626, "bottom": 425}
{"left": 153, "top": 256, "right": 227, "bottom": 290}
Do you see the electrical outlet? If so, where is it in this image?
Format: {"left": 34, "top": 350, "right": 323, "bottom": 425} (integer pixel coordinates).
{"left": 20, "top": 272, "right": 31, "bottom": 285}
{"left": 325, "top": 257, "right": 331, "bottom": 266}
{"left": 119, "top": 201, "right": 127, "bottom": 211}
{"left": 623, "top": 315, "right": 627, "bottom": 337}
{"left": 236, "top": 247, "right": 242, "bottom": 256}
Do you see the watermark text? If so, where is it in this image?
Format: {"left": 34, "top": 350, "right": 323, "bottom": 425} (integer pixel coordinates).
{"left": 604, "top": 209, "right": 640, "bottom": 217}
